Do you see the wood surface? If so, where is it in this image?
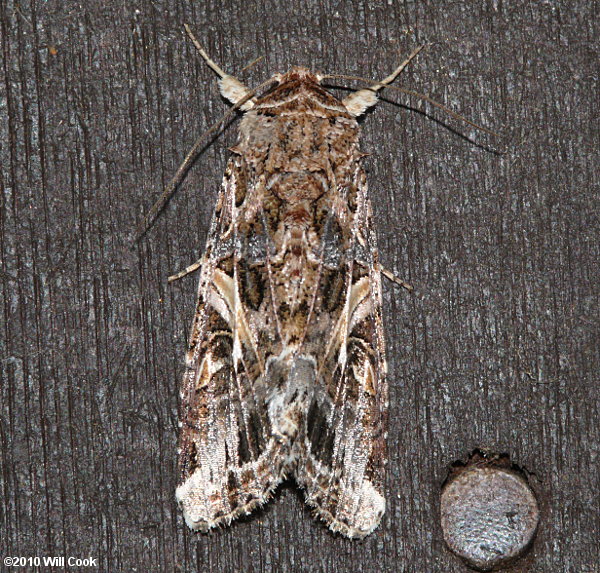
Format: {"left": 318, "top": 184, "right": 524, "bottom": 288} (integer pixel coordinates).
{"left": 1, "top": 1, "right": 598, "bottom": 571}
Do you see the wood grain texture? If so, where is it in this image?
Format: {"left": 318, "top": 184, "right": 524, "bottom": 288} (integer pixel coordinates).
{"left": 1, "top": 1, "right": 598, "bottom": 571}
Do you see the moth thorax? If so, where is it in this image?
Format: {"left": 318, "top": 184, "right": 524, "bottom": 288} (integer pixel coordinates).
{"left": 284, "top": 204, "right": 312, "bottom": 228}
{"left": 271, "top": 172, "right": 326, "bottom": 203}
{"left": 276, "top": 66, "right": 320, "bottom": 85}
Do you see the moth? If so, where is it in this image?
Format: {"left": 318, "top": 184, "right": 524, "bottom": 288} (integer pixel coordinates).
{"left": 159, "top": 31, "right": 424, "bottom": 539}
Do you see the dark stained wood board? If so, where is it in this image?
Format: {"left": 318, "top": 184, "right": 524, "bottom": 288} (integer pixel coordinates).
{"left": 1, "top": 1, "right": 598, "bottom": 571}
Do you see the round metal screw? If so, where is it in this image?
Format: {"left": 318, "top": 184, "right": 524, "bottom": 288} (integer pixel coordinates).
{"left": 440, "top": 453, "right": 540, "bottom": 571}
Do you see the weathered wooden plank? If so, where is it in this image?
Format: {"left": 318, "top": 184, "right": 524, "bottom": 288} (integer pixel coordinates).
{"left": 1, "top": 1, "right": 598, "bottom": 571}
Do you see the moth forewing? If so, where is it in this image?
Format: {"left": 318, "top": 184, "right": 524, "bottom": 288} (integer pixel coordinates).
{"left": 173, "top": 42, "right": 414, "bottom": 537}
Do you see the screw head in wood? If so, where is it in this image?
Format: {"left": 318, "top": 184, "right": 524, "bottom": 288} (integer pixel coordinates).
{"left": 440, "top": 452, "right": 540, "bottom": 571}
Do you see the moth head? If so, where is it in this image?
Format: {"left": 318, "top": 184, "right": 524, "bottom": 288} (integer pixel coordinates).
{"left": 271, "top": 66, "right": 377, "bottom": 118}
{"left": 273, "top": 66, "right": 321, "bottom": 86}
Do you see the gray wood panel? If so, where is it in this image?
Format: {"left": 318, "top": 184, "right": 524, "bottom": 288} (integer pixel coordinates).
{"left": 1, "top": 1, "right": 598, "bottom": 571}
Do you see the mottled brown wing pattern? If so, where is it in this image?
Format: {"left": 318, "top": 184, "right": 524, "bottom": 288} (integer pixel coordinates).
{"left": 176, "top": 157, "right": 287, "bottom": 531}
{"left": 175, "top": 63, "right": 396, "bottom": 538}
{"left": 296, "top": 166, "right": 388, "bottom": 538}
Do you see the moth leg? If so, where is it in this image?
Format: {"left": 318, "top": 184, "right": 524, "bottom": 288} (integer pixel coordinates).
{"left": 184, "top": 24, "right": 255, "bottom": 110}
{"left": 380, "top": 266, "right": 413, "bottom": 291}
{"left": 168, "top": 259, "right": 202, "bottom": 283}
{"left": 355, "top": 222, "right": 412, "bottom": 290}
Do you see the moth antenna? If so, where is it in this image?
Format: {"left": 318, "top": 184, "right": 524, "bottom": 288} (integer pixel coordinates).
{"left": 380, "top": 84, "right": 500, "bottom": 138}
{"left": 366, "top": 44, "right": 427, "bottom": 91}
{"left": 134, "top": 75, "right": 276, "bottom": 242}
{"left": 336, "top": 45, "right": 426, "bottom": 117}
{"left": 183, "top": 24, "right": 227, "bottom": 77}
{"left": 184, "top": 24, "right": 255, "bottom": 110}
{"left": 326, "top": 47, "right": 499, "bottom": 137}
{"left": 240, "top": 55, "right": 264, "bottom": 73}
